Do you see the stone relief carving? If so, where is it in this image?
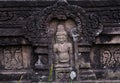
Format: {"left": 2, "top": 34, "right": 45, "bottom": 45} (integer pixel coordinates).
{"left": 0, "top": 1, "right": 103, "bottom": 46}
{"left": 2, "top": 47, "right": 23, "bottom": 69}
{"left": 36, "top": 0, "right": 103, "bottom": 81}
{"left": 38, "top": 0, "right": 103, "bottom": 47}
{"left": 92, "top": 45, "right": 120, "bottom": 79}
{"left": 0, "top": 12, "right": 14, "bottom": 22}
{"left": 84, "top": 13, "right": 103, "bottom": 43}
{"left": 100, "top": 48, "right": 120, "bottom": 69}
{"left": 114, "top": 49, "right": 120, "bottom": 66}
{"left": 103, "top": 49, "right": 120, "bottom": 79}
{"left": 100, "top": 50, "right": 113, "bottom": 68}
{"left": 47, "top": 19, "right": 78, "bottom": 81}
{"left": 1, "top": 5, "right": 120, "bottom": 46}
{"left": 0, "top": 46, "right": 31, "bottom": 70}
{"left": 96, "top": 10, "right": 120, "bottom": 23}
{"left": 0, "top": 0, "right": 112, "bottom": 82}
{"left": 38, "top": 0, "right": 85, "bottom": 44}
{"left": 52, "top": 23, "right": 74, "bottom": 81}
{"left": 56, "top": 71, "right": 70, "bottom": 81}
{"left": 53, "top": 24, "right": 73, "bottom": 68}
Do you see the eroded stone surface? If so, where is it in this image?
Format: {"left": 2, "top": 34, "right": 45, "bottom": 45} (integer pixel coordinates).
{"left": 0, "top": 0, "right": 119, "bottom": 82}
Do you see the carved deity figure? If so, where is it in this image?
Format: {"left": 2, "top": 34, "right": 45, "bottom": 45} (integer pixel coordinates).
{"left": 114, "top": 50, "right": 120, "bottom": 66}
{"left": 101, "top": 50, "right": 115, "bottom": 68}
{"left": 53, "top": 24, "right": 73, "bottom": 67}
{"left": 101, "top": 50, "right": 120, "bottom": 79}
{"left": 101, "top": 51, "right": 111, "bottom": 67}
{"left": 3, "top": 47, "right": 23, "bottom": 69}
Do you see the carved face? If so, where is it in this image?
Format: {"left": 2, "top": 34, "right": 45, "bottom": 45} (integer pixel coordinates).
{"left": 56, "top": 35, "right": 67, "bottom": 44}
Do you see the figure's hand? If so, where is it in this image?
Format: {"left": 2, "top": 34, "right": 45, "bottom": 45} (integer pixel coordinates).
{"left": 55, "top": 60, "right": 58, "bottom": 64}
{"left": 55, "top": 54, "right": 59, "bottom": 64}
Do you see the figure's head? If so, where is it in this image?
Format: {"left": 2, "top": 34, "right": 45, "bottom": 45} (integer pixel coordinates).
{"left": 56, "top": 24, "right": 67, "bottom": 44}
{"left": 56, "top": 34, "right": 67, "bottom": 44}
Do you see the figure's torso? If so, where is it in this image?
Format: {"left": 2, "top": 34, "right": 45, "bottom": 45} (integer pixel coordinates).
{"left": 54, "top": 42, "right": 72, "bottom": 63}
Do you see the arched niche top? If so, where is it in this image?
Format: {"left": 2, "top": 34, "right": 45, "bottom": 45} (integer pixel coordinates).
{"left": 33, "top": 0, "right": 103, "bottom": 45}
{"left": 39, "top": 0, "right": 87, "bottom": 36}
{"left": 49, "top": 19, "right": 76, "bottom": 37}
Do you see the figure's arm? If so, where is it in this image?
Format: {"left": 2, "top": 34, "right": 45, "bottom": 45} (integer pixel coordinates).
{"left": 53, "top": 44, "right": 59, "bottom": 64}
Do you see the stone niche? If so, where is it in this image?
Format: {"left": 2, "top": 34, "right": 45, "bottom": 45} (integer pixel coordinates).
{"left": 48, "top": 19, "right": 77, "bottom": 81}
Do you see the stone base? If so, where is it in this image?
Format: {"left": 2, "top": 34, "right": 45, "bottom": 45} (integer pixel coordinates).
{"left": 55, "top": 67, "right": 72, "bottom": 82}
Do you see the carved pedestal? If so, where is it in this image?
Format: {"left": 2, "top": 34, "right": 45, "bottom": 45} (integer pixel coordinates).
{"left": 55, "top": 67, "right": 71, "bottom": 82}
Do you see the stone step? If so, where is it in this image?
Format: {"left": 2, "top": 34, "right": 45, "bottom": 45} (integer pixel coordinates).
{"left": 79, "top": 69, "right": 96, "bottom": 80}
{"left": 80, "top": 74, "right": 96, "bottom": 78}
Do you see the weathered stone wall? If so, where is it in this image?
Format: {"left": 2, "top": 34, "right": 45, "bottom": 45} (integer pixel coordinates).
{"left": 0, "top": 0, "right": 119, "bottom": 83}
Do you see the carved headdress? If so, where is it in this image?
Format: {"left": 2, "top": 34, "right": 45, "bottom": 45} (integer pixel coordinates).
{"left": 56, "top": 24, "right": 67, "bottom": 36}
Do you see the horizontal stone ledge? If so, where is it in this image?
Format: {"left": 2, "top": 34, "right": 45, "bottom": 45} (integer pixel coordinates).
{"left": 32, "top": 80, "right": 120, "bottom": 83}
{"left": 95, "top": 35, "right": 120, "bottom": 44}
{"left": 0, "top": 70, "right": 32, "bottom": 74}
{"left": 78, "top": 47, "right": 91, "bottom": 52}
{"left": 0, "top": 0, "right": 119, "bottom": 7}
{"left": 102, "top": 27, "right": 120, "bottom": 35}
